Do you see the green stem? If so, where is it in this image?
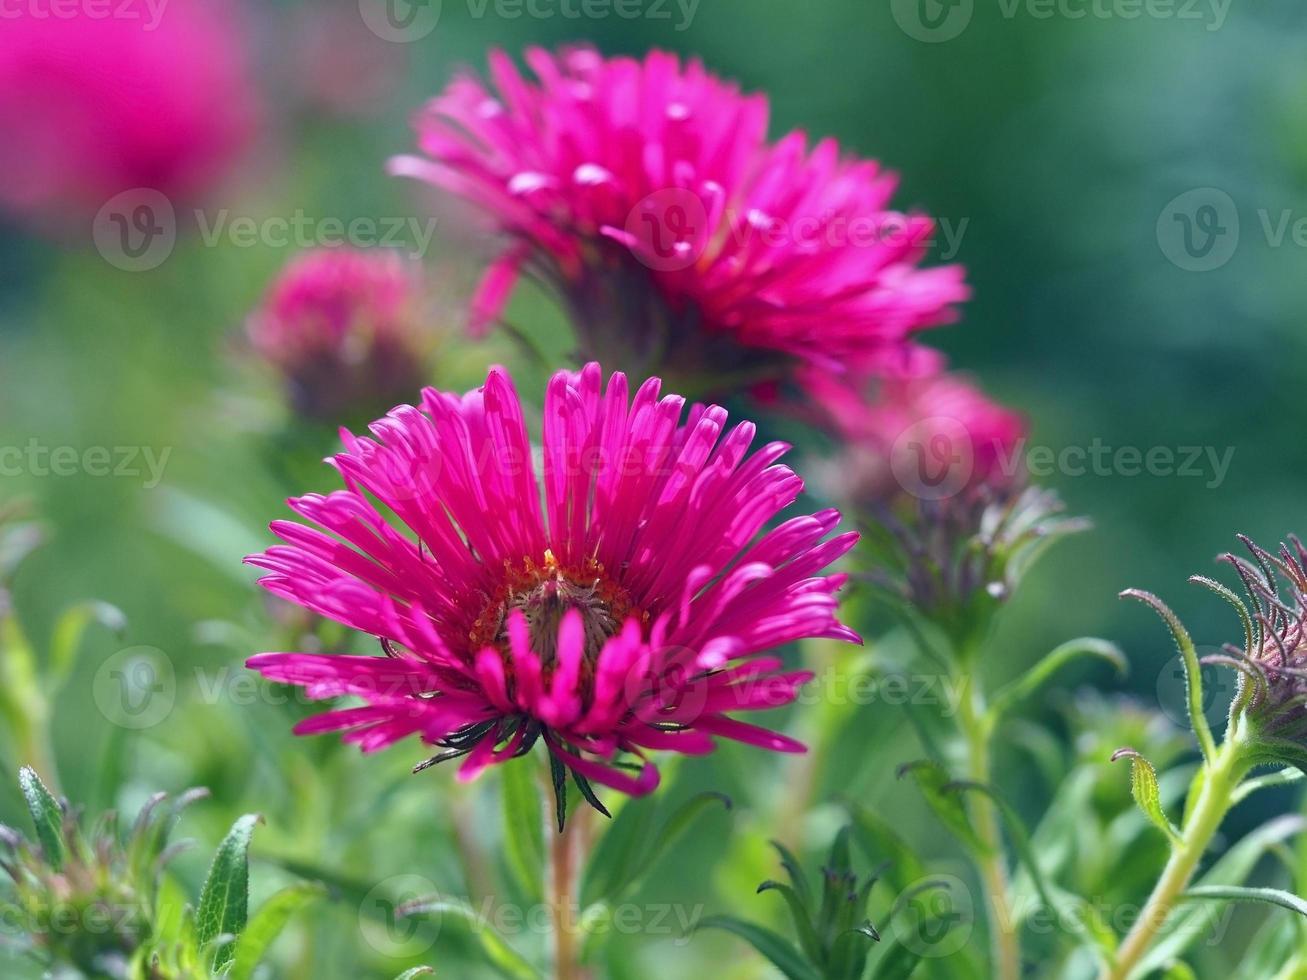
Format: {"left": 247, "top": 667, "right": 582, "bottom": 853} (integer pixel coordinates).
{"left": 958, "top": 675, "right": 1020, "bottom": 980}
{"left": 549, "top": 807, "right": 590, "bottom": 980}
{"left": 1102, "top": 731, "right": 1250, "bottom": 980}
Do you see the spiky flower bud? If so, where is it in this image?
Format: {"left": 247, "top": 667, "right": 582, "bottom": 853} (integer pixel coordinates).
{"left": 1199, "top": 535, "right": 1307, "bottom": 764}
{"left": 0, "top": 768, "right": 207, "bottom": 979}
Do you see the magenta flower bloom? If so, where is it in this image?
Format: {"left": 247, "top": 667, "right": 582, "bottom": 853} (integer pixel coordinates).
{"left": 804, "top": 366, "right": 1026, "bottom": 505}
{"left": 247, "top": 364, "right": 859, "bottom": 812}
{"left": 0, "top": 0, "right": 259, "bottom": 226}
{"left": 390, "top": 47, "right": 968, "bottom": 382}
{"left": 248, "top": 248, "right": 429, "bottom": 422}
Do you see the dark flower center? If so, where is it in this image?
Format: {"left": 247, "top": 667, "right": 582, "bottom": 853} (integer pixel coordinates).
{"left": 470, "top": 550, "right": 642, "bottom": 677}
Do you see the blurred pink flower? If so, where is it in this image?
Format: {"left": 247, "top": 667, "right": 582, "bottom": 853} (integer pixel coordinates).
{"left": 0, "top": 0, "right": 260, "bottom": 226}
{"left": 246, "top": 363, "right": 859, "bottom": 810}
{"left": 390, "top": 47, "right": 968, "bottom": 383}
{"left": 804, "top": 366, "right": 1027, "bottom": 504}
{"left": 248, "top": 248, "right": 429, "bottom": 422}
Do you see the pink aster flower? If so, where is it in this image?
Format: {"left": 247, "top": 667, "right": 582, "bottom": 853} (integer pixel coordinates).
{"left": 803, "top": 366, "right": 1026, "bottom": 505}
{"left": 246, "top": 363, "right": 859, "bottom": 818}
{"left": 0, "top": 0, "right": 260, "bottom": 227}
{"left": 389, "top": 47, "right": 968, "bottom": 385}
{"left": 248, "top": 248, "right": 430, "bottom": 423}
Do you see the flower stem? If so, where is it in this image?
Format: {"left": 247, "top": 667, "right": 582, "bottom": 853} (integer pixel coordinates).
{"left": 1103, "top": 732, "right": 1249, "bottom": 980}
{"left": 549, "top": 809, "right": 587, "bottom": 980}
{"left": 958, "top": 677, "right": 1020, "bottom": 980}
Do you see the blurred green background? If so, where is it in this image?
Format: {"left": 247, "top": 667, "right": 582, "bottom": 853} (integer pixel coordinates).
{"left": 1, "top": 0, "right": 1304, "bottom": 976}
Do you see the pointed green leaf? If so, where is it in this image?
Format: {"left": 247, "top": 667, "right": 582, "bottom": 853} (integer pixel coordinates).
{"left": 989, "top": 638, "right": 1126, "bottom": 721}
{"left": 896, "top": 761, "right": 990, "bottom": 856}
{"left": 548, "top": 752, "right": 567, "bottom": 834}
{"left": 1179, "top": 885, "right": 1307, "bottom": 918}
{"left": 757, "top": 880, "right": 822, "bottom": 962}
{"left": 1111, "top": 749, "right": 1180, "bottom": 844}
{"left": 1120, "top": 589, "right": 1216, "bottom": 762}
{"left": 581, "top": 795, "right": 656, "bottom": 907}
{"left": 771, "top": 839, "right": 814, "bottom": 908}
{"left": 227, "top": 881, "right": 326, "bottom": 980}
{"left": 696, "top": 916, "right": 821, "bottom": 980}
{"left": 500, "top": 758, "right": 544, "bottom": 902}
{"left": 846, "top": 802, "right": 927, "bottom": 895}
{"left": 196, "top": 813, "right": 262, "bottom": 971}
{"left": 18, "top": 766, "right": 64, "bottom": 870}
{"left": 398, "top": 896, "right": 541, "bottom": 979}
{"left": 48, "top": 600, "right": 127, "bottom": 695}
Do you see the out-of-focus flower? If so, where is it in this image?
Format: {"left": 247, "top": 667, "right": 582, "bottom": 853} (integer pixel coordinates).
{"left": 246, "top": 363, "right": 859, "bottom": 821}
{"left": 247, "top": 248, "right": 430, "bottom": 423}
{"left": 0, "top": 0, "right": 260, "bottom": 227}
{"left": 390, "top": 47, "right": 968, "bottom": 386}
{"left": 803, "top": 367, "right": 1027, "bottom": 507}
{"left": 803, "top": 365, "right": 1084, "bottom": 644}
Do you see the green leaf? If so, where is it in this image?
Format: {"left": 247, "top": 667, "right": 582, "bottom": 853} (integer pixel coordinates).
{"left": 944, "top": 780, "right": 1053, "bottom": 909}
{"left": 1137, "top": 815, "right": 1307, "bottom": 975}
{"left": 757, "top": 880, "right": 822, "bottom": 962}
{"left": 771, "top": 839, "right": 815, "bottom": 908}
{"left": 47, "top": 600, "right": 126, "bottom": 695}
{"left": 500, "top": 758, "right": 544, "bottom": 902}
{"left": 227, "top": 881, "right": 326, "bottom": 980}
{"left": 617, "top": 792, "right": 731, "bottom": 900}
{"left": 871, "top": 918, "right": 950, "bottom": 980}
{"left": 548, "top": 752, "right": 567, "bottom": 834}
{"left": 581, "top": 795, "right": 656, "bottom": 907}
{"left": 1159, "top": 960, "right": 1199, "bottom": 980}
{"left": 846, "top": 802, "right": 927, "bottom": 895}
{"left": 896, "top": 761, "right": 991, "bottom": 856}
{"left": 1120, "top": 589, "right": 1216, "bottom": 763}
{"left": 696, "top": 916, "right": 821, "bottom": 980}
{"left": 1179, "top": 885, "right": 1307, "bottom": 918}
{"left": 393, "top": 970, "right": 436, "bottom": 979}
{"left": 989, "top": 638, "right": 1126, "bottom": 721}
{"left": 196, "top": 813, "right": 262, "bottom": 972}
{"left": 18, "top": 766, "right": 64, "bottom": 870}
{"left": 1111, "top": 749, "right": 1181, "bottom": 844}
{"left": 398, "top": 896, "right": 541, "bottom": 980}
